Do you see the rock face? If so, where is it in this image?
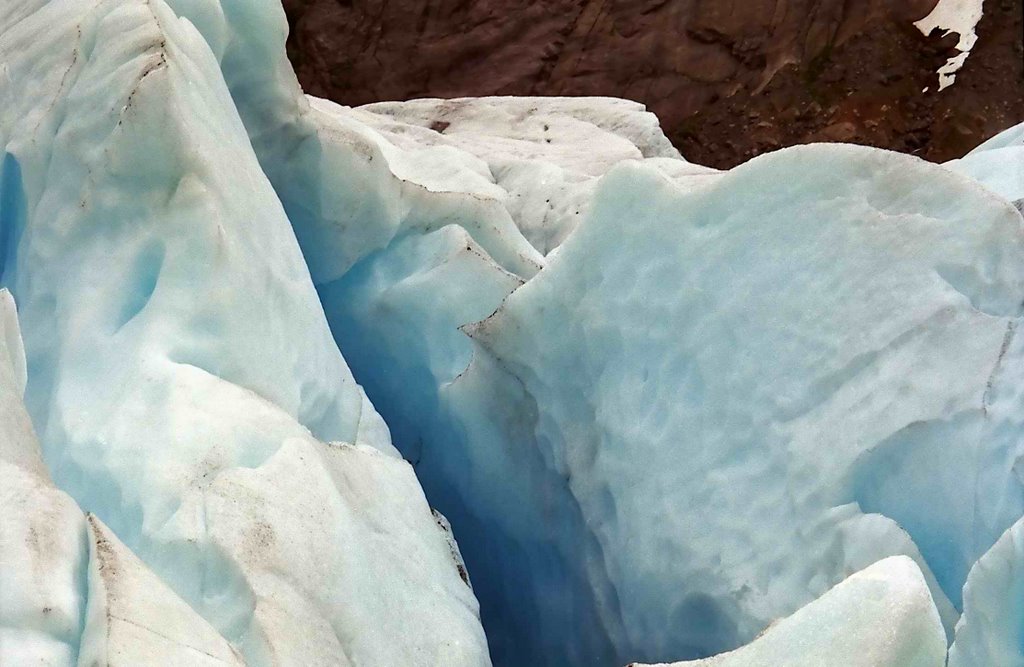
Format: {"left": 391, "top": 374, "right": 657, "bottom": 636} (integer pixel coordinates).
{"left": 283, "top": 0, "right": 1024, "bottom": 168}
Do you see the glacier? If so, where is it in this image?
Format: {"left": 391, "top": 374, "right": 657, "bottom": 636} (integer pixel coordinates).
{"left": 947, "top": 515, "right": 1024, "bottom": 666}
{"left": 2, "top": 0, "right": 1024, "bottom": 666}
{"left": 632, "top": 557, "right": 948, "bottom": 667}
{"left": 0, "top": 1, "right": 488, "bottom": 665}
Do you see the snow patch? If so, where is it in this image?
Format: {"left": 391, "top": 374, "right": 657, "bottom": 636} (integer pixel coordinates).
{"left": 915, "top": 0, "right": 986, "bottom": 90}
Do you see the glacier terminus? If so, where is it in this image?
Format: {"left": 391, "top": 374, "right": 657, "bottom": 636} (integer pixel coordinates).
{"left": 1, "top": 1, "right": 1023, "bottom": 666}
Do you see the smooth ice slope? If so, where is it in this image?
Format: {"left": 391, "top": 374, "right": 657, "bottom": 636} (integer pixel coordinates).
{"left": 633, "top": 557, "right": 946, "bottom": 667}
{"left": 0, "top": 1, "right": 489, "bottom": 664}
{"left": 78, "top": 514, "right": 243, "bottom": 666}
{"left": 947, "top": 121, "right": 1024, "bottom": 202}
{"left": 0, "top": 290, "right": 86, "bottom": 665}
{"left": 947, "top": 516, "right": 1024, "bottom": 667}
{"left": 0, "top": 288, "right": 243, "bottom": 666}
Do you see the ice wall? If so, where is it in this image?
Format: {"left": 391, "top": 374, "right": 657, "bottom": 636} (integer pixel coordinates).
{"left": 4, "top": 0, "right": 1024, "bottom": 665}
{"left": 0, "top": 1, "right": 489, "bottom": 664}
{"left": 0, "top": 287, "right": 245, "bottom": 666}
{"left": 153, "top": 1, "right": 1024, "bottom": 664}
{"left": 947, "top": 516, "right": 1024, "bottom": 666}
{"left": 633, "top": 557, "right": 947, "bottom": 667}
{"left": 0, "top": 289, "right": 86, "bottom": 665}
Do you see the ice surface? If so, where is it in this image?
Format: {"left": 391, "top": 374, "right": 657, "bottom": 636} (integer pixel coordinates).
{"left": 79, "top": 514, "right": 243, "bottom": 666}
{"left": 0, "top": 289, "right": 86, "bottom": 666}
{"left": 454, "top": 143, "right": 1024, "bottom": 663}
{"left": 631, "top": 557, "right": 946, "bottom": 667}
{"left": 947, "top": 516, "right": 1024, "bottom": 667}
{"left": 4, "top": 0, "right": 1024, "bottom": 665}
{"left": 0, "top": 288, "right": 242, "bottom": 666}
{"left": 286, "top": 129, "right": 1024, "bottom": 664}
{"left": 154, "top": 1, "right": 1024, "bottom": 664}
{"left": 359, "top": 96, "right": 683, "bottom": 169}
{"left": 0, "top": 0, "right": 489, "bottom": 664}
{"left": 356, "top": 96, "right": 689, "bottom": 253}
{"left": 323, "top": 139, "right": 1024, "bottom": 665}
{"left": 947, "top": 121, "right": 1024, "bottom": 202}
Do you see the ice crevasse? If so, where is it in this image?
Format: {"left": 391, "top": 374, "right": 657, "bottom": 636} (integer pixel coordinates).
{"left": 2, "top": 0, "right": 1024, "bottom": 666}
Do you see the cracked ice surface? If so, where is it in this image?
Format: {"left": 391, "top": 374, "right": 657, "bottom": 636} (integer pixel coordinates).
{"left": 4, "top": 0, "right": 1024, "bottom": 666}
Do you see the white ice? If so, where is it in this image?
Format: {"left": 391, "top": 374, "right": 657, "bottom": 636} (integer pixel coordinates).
{"left": 0, "top": 0, "right": 489, "bottom": 664}
{"left": 4, "top": 0, "right": 1024, "bottom": 665}
{"left": 0, "top": 289, "right": 86, "bottom": 666}
{"left": 0, "top": 287, "right": 244, "bottom": 666}
{"left": 157, "top": 1, "right": 1024, "bottom": 664}
{"left": 356, "top": 96, "right": 690, "bottom": 254}
{"left": 632, "top": 557, "right": 946, "bottom": 667}
{"left": 947, "top": 121, "right": 1024, "bottom": 202}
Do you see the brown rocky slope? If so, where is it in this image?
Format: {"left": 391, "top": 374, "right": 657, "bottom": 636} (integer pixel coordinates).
{"left": 283, "top": 0, "right": 1023, "bottom": 170}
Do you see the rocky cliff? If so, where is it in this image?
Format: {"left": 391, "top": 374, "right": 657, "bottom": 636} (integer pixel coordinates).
{"left": 283, "top": 0, "right": 1023, "bottom": 168}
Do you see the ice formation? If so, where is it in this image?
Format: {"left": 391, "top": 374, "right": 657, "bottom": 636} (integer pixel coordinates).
{"left": 0, "top": 286, "right": 239, "bottom": 665}
{"left": 0, "top": 289, "right": 86, "bottom": 665}
{"left": 2, "top": 0, "right": 1024, "bottom": 666}
{"left": 947, "top": 516, "right": 1024, "bottom": 666}
{"left": 631, "top": 557, "right": 947, "bottom": 667}
{"left": 0, "top": 1, "right": 487, "bottom": 665}
{"left": 948, "top": 121, "right": 1024, "bottom": 202}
